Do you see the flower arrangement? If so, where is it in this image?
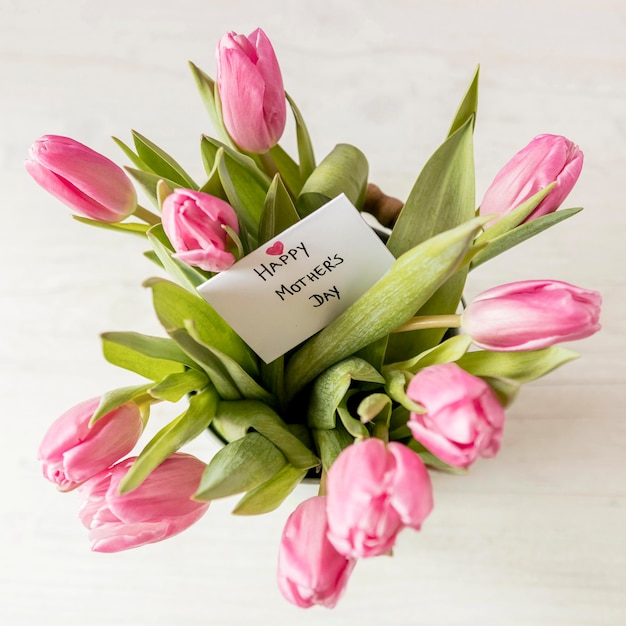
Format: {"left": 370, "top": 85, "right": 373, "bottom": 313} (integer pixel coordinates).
{"left": 27, "top": 28, "right": 602, "bottom": 608}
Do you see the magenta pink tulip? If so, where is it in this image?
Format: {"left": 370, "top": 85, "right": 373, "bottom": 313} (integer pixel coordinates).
{"left": 406, "top": 363, "right": 504, "bottom": 469}
{"left": 461, "top": 280, "right": 602, "bottom": 351}
{"left": 38, "top": 397, "right": 143, "bottom": 492}
{"left": 161, "top": 188, "right": 239, "bottom": 272}
{"left": 480, "top": 134, "right": 583, "bottom": 223}
{"left": 77, "top": 452, "right": 209, "bottom": 552}
{"left": 216, "top": 28, "right": 287, "bottom": 153}
{"left": 277, "top": 496, "right": 356, "bottom": 608}
{"left": 325, "top": 438, "right": 433, "bottom": 559}
{"left": 25, "top": 134, "right": 137, "bottom": 222}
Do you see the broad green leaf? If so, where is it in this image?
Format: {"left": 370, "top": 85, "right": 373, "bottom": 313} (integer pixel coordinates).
{"left": 448, "top": 65, "right": 480, "bottom": 137}
{"left": 168, "top": 328, "right": 241, "bottom": 400}
{"left": 260, "top": 356, "right": 286, "bottom": 410}
{"left": 284, "top": 216, "right": 488, "bottom": 399}
{"left": 148, "top": 369, "right": 209, "bottom": 402}
{"left": 194, "top": 432, "right": 287, "bottom": 501}
{"left": 307, "top": 357, "right": 385, "bottom": 430}
{"left": 102, "top": 334, "right": 186, "bottom": 381}
{"left": 91, "top": 383, "right": 153, "bottom": 424}
{"left": 100, "top": 331, "right": 197, "bottom": 368}
{"left": 132, "top": 130, "right": 197, "bottom": 189}
{"left": 296, "top": 144, "right": 369, "bottom": 217}
{"left": 185, "top": 321, "right": 275, "bottom": 406}
{"left": 470, "top": 207, "right": 583, "bottom": 269}
{"left": 119, "top": 387, "right": 219, "bottom": 494}
{"left": 72, "top": 216, "right": 150, "bottom": 237}
{"left": 481, "top": 375, "right": 521, "bottom": 407}
{"left": 125, "top": 166, "right": 182, "bottom": 205}
{"left": 188, "top": 61, "right": 233, "bottom": 146}
{"left": 147, "top": 225, "right": 208, "bottom": 292}
{"left": 144, "top": 277, "right": 258, "bottom": 376}
{"left": 232, "top": 464, "right": 308, "bottom": 515}
{"left": 286, "top": 92, "right": 316, "bottom": 181}
{"left": 312, "top": 423, "right": 354, "bottom": 472}
{"left": 258, "top": 174, "right": 301, "bottom": 244}
{"left": 475, "top": 184, "right": 555, "bottom": 243}
{"left": 354, "top": 335, "right": 389, "bottom": 371}
{"left": 212, "top": 400, "right": 319, "bottom": 469}
{"left": 268, "top": 144, "right": 302, "bottom": 196}
{"left": 384, "top": 334, "right": 473, "bottom": 374}
{"left": 113, "top": 136, "right": 151, "bottom": 171}
{"left": 456, "top": 346, "right": 579, "bottom": 383}
{"left": 387, "top": 119, "right": 475, "bottom": 257}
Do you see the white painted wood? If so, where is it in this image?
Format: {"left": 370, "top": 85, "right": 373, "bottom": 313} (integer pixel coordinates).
{"left": 2, "top": 1, "right": 624, "bottom": 623}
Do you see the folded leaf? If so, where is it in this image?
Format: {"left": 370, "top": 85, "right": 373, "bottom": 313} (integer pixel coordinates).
{"left": 148, "top": 369, "right": 209, "bottom": 402}
{"left": 258, "top": 174, "right": 301, "bottom": 244}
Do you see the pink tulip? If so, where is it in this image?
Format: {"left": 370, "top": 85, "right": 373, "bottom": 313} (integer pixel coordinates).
{"left": 25, "top": 135, "right": 137, "bottom": 222}
{"left": 326, "top": 438, "right": 433, "bottom": 559}
{"left": 480, "top": 134, "right": 583, "bottom": 223}
{"left": 38, "top": 397, "right": 143, "bottom": 492}
{"left": 161, "top": 188, "right": 239, "bottom": 272}
{"left": 77, "top": 452, "right": 209, "bottom": 552}
{"left": 406, "top": 363, "right": 504, "bottom": 469}
{"left": 277, "top": 496, "right": 356, "bottom": 609}
{"left": 461, "top": 280, "right": 602, "bottom": 351}
{"left": 216, "top": 28, "right": 287, "bottom": 153}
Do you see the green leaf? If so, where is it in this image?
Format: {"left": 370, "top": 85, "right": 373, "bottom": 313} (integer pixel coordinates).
{"left": 188, "top": 61, "right": 233, "bottom": 146}
{"left": 448, "top": 65, "right": 479, "bottom": 137}
{"left": 119, "top": 387, "right": 219, "bottom": 494}
{"left": 232, "top": 464, "right": 308, "bottom": 515}
{"left": 354, "top": 336, "right": 389, "bottom": 371}
{"left": 296, "top": 144, "right": 369, "bottom": 218}
{"left": 307, "top": 357, "right": 385, "bottom": 430}
{"left": 384, "top": 369, "right": 423, "bottom": 413}
{"left": 194, "top": 432, "right": 287, "bottom": 501}
{"left": 481, "top": 376, "right": 521, "bottom": 407}
{"left": 148, "top": 369, "right": 209, "bottom": 402}
{"left": 258, "top": 174, "right": 301, "bottom": 244}
{"left": 284, "top": 216, "right": 488, "bottom": 399}
{"left": 125, "top": 167, "right": 182, "bottom": 205}
{"left": 356, "top": 392, "right": 392, "bottom": 424}
{"left": 212, "top": 400, "right": 320, "bottom": 469}
{"left": 456, "top": 346, "right": 579, "bottom": 383}
{"left": 312, "top": 423, "right": 354, "bottom": 472}
{"left": 147, "top": 225, "right": 208, "bottom": 292}
{"left": 91, "top": 383, "right": 153, "bottom": 424}
{"left": 286, "top": 92, "right": 316, "bottom": 181}
{"left": 72, "top": 216, "right": 150, "bottom": 237}
{"left": 145, "top": 277, "right": 258, "bottom": 376}
{"left": 268, "top": 144, "right": 303, "bottom": 196}
{"left": 407, "top": 439, "right": 468, "bottom": 475}
{"left": 132, "top": 130, "right": 197, "bottom": 189}
{"left": 384, "top": 334, "right": 473, "bottom": 374}
{"left": 336, "top": 391, "right": 369, "bottom": 438}
{"left": 470, "top": 207, "right": 583, "bottom": 269}
{"left": 113, "top": 136, "right": 152, "bottom": 171}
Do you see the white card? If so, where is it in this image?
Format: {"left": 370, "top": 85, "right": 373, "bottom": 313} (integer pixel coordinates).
{"left": 197, "top": 194, "right": 395, "bottom": 363}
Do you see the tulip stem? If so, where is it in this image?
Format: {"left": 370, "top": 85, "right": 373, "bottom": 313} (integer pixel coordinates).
{"left": 134, "top": 205, "right": 161, "bottom": 225}
{"left": 392, "top": 314, "right": 462, "bottom": 334}
{"left": 258, "top": 151, "right": 279, "bottom": 178}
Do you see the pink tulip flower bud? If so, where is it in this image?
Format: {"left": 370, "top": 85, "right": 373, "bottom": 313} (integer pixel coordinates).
{"left": 216, "top": 28, "right": 287, "bottom": 153}
{"left": 480, "top": 134, "right": 583, "bottom": 223}
{"left": 406, "top": 363, "right": 505, "bottom": 469}
{"left": 326, "top": 438, "right": 433, "bottom": 559}
{"left": 161, "top": 188, "right": 240, "bottom": 272}
{"left": 461, "top": 280, "right": 602, "bottom": 351}
{"left": 25, "top": 135, "right": 137, "bottom": 222}
{"left": 277, "top": 496, "right": 356, "bottom": 608}
{"left": 77, "top": 452, "right": 209, "bottom": 552}
{"left": 38, "top": 397, "right": 143, "bottom": 492}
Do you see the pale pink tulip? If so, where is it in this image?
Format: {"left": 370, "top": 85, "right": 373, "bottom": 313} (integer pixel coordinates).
{"left": 277, "top": 496, "right": 356, "bottom": 608}
{"left": 461, "top": 280, "right": 602, "bottom": 351}
{"left": 480, "top": 134, "right": 583, "bottom": 223}
{"left": 406, "top": 363, "right": 504, "bottom": 468}
{"left": 77, "top": 453, "right": 209, "bottom": 552}
{"left": 216, "top": 28, "right": 287, "bottom": 153}
{"left": 25, "top": 135, "right": 137, "bottom": 222}
{"left": 326, "top": 439, "right": 433, "bottom": 559}
{"left": 161, "top": 188, "right": 239, "bottom": 272}
{"left": 38, "top": 397, "right": 143, "bottom": 492}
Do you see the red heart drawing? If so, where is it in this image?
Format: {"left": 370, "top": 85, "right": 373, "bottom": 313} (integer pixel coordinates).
{"left": 266, "top": 241, "right": 284, "bottom": 256}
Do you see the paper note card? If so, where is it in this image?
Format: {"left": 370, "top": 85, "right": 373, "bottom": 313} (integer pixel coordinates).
{"left": 197, "top": 194, "right": 395, "bottom": 363}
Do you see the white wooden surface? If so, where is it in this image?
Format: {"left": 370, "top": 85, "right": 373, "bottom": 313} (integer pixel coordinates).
{"left": 2, "top": 1, "right": 625, "bottom": 624}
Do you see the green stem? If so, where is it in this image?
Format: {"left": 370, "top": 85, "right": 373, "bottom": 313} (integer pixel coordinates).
{"left": 134, "top": 204, "right": 161, "bottom": 225}
{"left": 371, "top": 420, "right": 389, "bottom": 444}
{"left": 258, "top": 151, "right": 279, "bottom": 178}
{"left": 392, "top": 314, "right": 462, "bottom": 334}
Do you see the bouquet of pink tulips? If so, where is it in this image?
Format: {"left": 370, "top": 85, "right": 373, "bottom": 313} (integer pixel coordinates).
{"left": 28, "top": 28, "right": 602, "bottom": 608}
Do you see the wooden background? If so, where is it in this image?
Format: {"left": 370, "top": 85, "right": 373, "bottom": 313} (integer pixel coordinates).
{"left": 1, "top": 1, "right": 624, "bottom": 624}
